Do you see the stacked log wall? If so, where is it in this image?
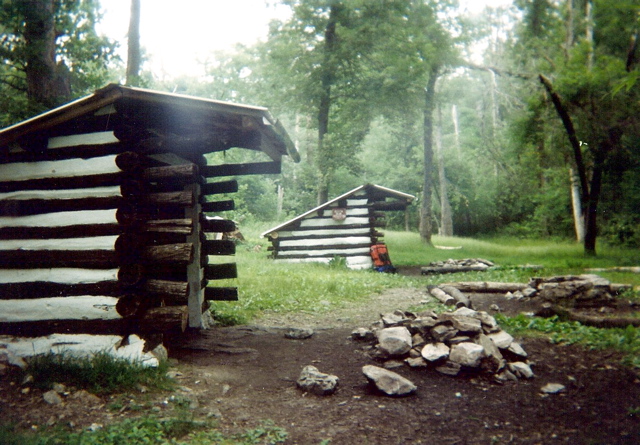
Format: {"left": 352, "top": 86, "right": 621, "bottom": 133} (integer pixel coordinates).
{"left": 267, "top": 192, "right": 381, "bottom": 270}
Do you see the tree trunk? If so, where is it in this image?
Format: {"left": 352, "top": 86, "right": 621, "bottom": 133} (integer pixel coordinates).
{"left": 451, "top": 104, "right": 461, "bottom": 159}
{"left": 126, "top": 0, "right": 142, "bottom": 86}
{"left": 316, "top": 3, "right": 341, "bottom": 206}
{"left": 23, "top": 0, "right": 70, "bottom": 107}
{"left": 436, "top": 104, "right": 453, "bottom": 236}
{"left": 569, "top": 168, "right": 585, "bottom": 242}
{"left": 420, "top": 66, "right": 439, "bottom": 245}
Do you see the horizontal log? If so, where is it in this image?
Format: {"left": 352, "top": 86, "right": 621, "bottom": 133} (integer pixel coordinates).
{"left": 370, "top": 201, "right": 410, "bottom": 211}
{"left": 201, "top": 217, "right": 235, "bottom": 233}
{"left": 201, "top": 179, "right": 238, "bottom": 196}
{"left": 2, "top": 142, "right": 123, "bottom": 163}
{"left": 115, "top": 151, "right": 156, "bottom": 172}
{"left": 204, "top": 263, "right": 237, "bottom": 280}
{"left": 202, "top": 200, "right": 234, "bottom": 213}
{"left": 420, "top": 266, "right": 490, "bottom": 275}
{"left": 273, "top": 248, "right": 371, "bottom": 260}
{"left": 0, "top": 196, "right": 122, "bottom": 217}
{"left": 0, "top": 249, "right": 117, "bottom": 269}
{"left": 203, "top": 239, "right": 236, "bottom": 256}
{"left": 120, "top": 186, "right": 194, "bottom": 207}
{"left": 0, "top": 280, "right": 119, "bottom": 299}
{"left": 0, "top": 223, "right": 121, "bottom": 240}
{"left": 203, "top": 161, "right": 281, "bottom": 177}
{"left": 0, "top": 306, "right": 188, "bottom": 336}
{"left": 0, "top": 172, "right": 122, "bottom": 193}
{"left": 427, "top": 285, "right": 455, "bottom": 306}
{"left": 440, "top": 281, "right": 529, "bottom": 293}
{"left": 439, "top": 285, "right": 471, "bottom": 308}
{"left": 118, "top": 263, "right": 188, "bottom": 285}
{"left": 116, "top": 205, "right": 186, "bottom": 226}
{"left": 144, "top": 279, "right": 190, "bottom": 298}
{"left": 205, "top": 287, "right": 238, "bottom": 301}
{"left": 274, "top": 242, "right": 372, "bottom": 252}
{"left": 115, "top": 235, "right": 194, "bottom": 265}
{"left": 142, "top": 163, "right": 198, "bottom": 182}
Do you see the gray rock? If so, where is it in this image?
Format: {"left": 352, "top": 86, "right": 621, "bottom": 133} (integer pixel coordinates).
{"left": 449, "top": 342, "right": 485, "bottom": 368}
{"left": 362, "top": 365, "right": 417, "bottom": 396}
{"left": 447, "top": 335, "right": 472, "bottom": 345}
{"left": 435, "top": 360, "right": 462, "bottom": 376}
{"left": 508, "top": 361, "right": 534, "bottom": 379}
{"left": 541, "top": 383, "right": 565, "bottom": 394}
{"left": 383, "top": 360, "right": 405, "bottom": 370}
{"left": 421, "top": 342, "right": 450, "bottom": 362}
{"left": 151, "top": 344, "right": 169, "bottom": 362}
{"left": 478, "top": 312, "right": 500, "bottom": 333}
{"left": 376, "top": 326, "right": 412, "bottom": 357}
{"left": 351, "top": 327, "right": 376, "bottom": 341}
{"left": 477, "top": 333, "right": 505, "bottom": 372}
{"left": 488, "top": 330, "right": 514, "bottom": 349}
{"left": 381, "top": 310, "right": 412, "bottom": 326}
{"left": 452, "top": 307, "right": 478, "bottom": 318}
{"left": 296, "top": 365, "right": 339, "bottom": 395}
{"left": 431, "top": 324, "right": 458, "bottom": 343}
{"left": 411, "top": 333, "right": 427, "bottom": 348}
{"left": 439, "top": 313, "right": 483, "bottom": 333}
{"left": 494, "top": 369, "right": 518, "bottom": 383}
{"left": 285, "top": 327, "right": 314, "bottom": 339}
{"left": 43, "top": 390, "right": 63, "bottom": 405}
{"left": 405, "top": 356, "right": 427, "bottom": 368}
{"left": 507, "top": 341, "right": 528, "bottom": 358}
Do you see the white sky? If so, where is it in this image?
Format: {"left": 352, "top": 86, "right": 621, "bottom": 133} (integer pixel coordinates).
{"left": 98, "top": 0, "right": 511, "bottom": 78}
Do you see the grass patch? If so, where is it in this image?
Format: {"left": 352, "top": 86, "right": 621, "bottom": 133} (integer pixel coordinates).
{"left": 24, "top": 352, "right": 174, "bottom": 395}
{"left": 497, "top": 314, "right": 640, "bottom": 368}
{"left": 0, "top": 417, "right": 287, "bottom": 445}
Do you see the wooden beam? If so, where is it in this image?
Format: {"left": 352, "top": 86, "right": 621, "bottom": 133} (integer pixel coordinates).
{"left": 0, "top": 223, "right": 120, "bottom": 240}
{"left": 0, "top": 280, "right": 119, "bottom": 299}
{"left": 202, "top": 239, "right": 236, "bottom": 256}
{"left": 201, "top": 217, "right": 235, "bottom": 233}
{"left": 205, "top": 287, "right": 238, "bottom": 301}
{"left": 0, "top": 196, "right": 122, "bottom": 217}
{"left": 0, "top": 172, "right": 122, "bottom": 193}
{"left": 0, "top": 249, "right": 117, "bottom": 269}
{"left": 204, "top": 263, "right": 237, "bottom": 280}
{"left": 201, "top": 179, "right": 238, "bottom": 195}
{"left": 202, "top": 200, "right": 234, "bottom": 213}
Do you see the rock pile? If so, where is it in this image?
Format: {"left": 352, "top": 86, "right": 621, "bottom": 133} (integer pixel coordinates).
{"left": 421, "top": 258, "right": 494, "bottom": 275}
{"left": 352, "top": 307, "right": 532, "bottom": 384}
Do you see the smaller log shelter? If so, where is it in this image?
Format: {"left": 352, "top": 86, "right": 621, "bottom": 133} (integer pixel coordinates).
{"left": 0, "top": 84, "right": 298, "bottom": 351}
{"left": 261, "top": 184, "right": 414, "bottom": 270}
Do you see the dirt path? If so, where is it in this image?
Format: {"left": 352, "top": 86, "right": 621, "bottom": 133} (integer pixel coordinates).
{"left": 3, "top": 285, "right": 640, "bottom": 444}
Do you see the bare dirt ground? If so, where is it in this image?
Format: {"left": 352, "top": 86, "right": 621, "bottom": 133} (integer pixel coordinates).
{"left": 2, "top": 266, "right": 640, "bottom": 444}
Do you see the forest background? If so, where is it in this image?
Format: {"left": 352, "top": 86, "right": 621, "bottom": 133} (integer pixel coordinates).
{"left": 1, "top": 0, "right": 638, "bottom": 256}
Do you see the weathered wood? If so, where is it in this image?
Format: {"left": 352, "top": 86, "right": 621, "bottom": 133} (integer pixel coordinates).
{"left": 0, "top": 280, "right": 119, "bottom": 299}
{"left": 421, "top": 266, "right": 490, "bottom": 275}
{"left": 115, "top": 235, "right": 194, "bottom": 265}
{"left": 0, "top": 223, "right": 120, "bottom": 240}
{"left": 201, "top": 217, "right": 235, "bottom": 233}
{"left": 0, "top": 172, "right": 121, "bottom": 193}
{"left": 0, "top": 196, "right": 122, "bottom": 217}
{"left": 201, "top": 200, "right": 235, "bottom": 213}
{"left": 134, "top": 129, "right": 263, "bottom": 154}
{"left": 205, "top": 286, "right": 238, "bottom": 301}
{"left": 427, "top": 285, "right": 455, "bottom": 306}
{"left": 202, "top": 239, "right": 236, "bottom": 256}
{"left": 142, "top": 163, "right": 198, "bottom": 182}
{"left": 271, "top": 242, "right": 372, "bottom": 252}
{"left": 0, "top": 249, "right": 117, "bottom": 269}
{"left": 201, "top": 179, "right": 238, "bottom": 196}
{"left": 441, "top": 281, "right": 529, "bottom": 293}
{"left": 115, "top": 205, "right": 187, "bottom": 226}
{"left": 204, "top": 263, "right": 237, "bottom": 280}
{"left": 139, "top": 305, "right": 189, "bottom": 333}
{"left": 118, "top": 263, "right": 188, "bottom": 284}
{"left": 203, "top": 161, "right": 281, "bottom": 177}
{"left": 439, "top": 285, "right": 471, "bottom": 308}
{"left": 548, "top": 305, "right": 640, "bottom": 328}
{"left": 2, "top": 142, "right": 123, "bottom": 163}
{"left": 144, "top": 279, "right": 190, "bottom": 298}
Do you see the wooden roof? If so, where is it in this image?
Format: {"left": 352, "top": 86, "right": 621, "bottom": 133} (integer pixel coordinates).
{"left": 261, "top": 184, "right": 415, "bottom": 237}
{"left": 0, "top": 83, "right": 299, "bottom": 162}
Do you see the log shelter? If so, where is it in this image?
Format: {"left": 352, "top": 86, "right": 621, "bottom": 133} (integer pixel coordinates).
{"left": 261, "top": 184, "right": 414, "bottom": 270}
{"left": 0, "top": 84, "right": 298, "bottom": 348}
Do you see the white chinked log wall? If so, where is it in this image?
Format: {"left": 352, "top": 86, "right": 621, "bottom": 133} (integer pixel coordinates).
{"left": 0, "top": 132, "right": 159, "bottom": 364}
{"left": 272, "top": 196, "right": 375, "bottom": 270}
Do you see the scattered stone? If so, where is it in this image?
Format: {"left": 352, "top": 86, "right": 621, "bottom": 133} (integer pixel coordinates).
{"left": 70, "top": 390, "right": 101, "bottom": 406}
{"left": 151, "top": 344, "right": 169, "bottom": 362}
{"left": 285, "top": 327, "right": 314, "bottom": 340}
{"left": 296, "top": 365, "right": 339, "bottom": 395}
{"left": 435, "top": 361, "right": 462, "bottom": 376}
{"left": 449, "top": 342, "right": 485, "bottom": 368}
{"left": 383, "top": 360, "right": 405, "bottom": 370}
{"left": 43, "top": 390, "right": 63, "bottom": 405}
{"left": 509, "top": 362, "right": 534, "bottom": 379}
{"left": 540, "top": 383, "right": 566, "bottom": 394}
{"left": 507, "top": 342, "right": 528, "bottom": 358}
{"left": 362, "top": 365, "right": 417, "bottom": 396}
{"left": 405, "top": 356, "right": 427, "bottom": 368}
{"left": 488, "top": 331, "right": 514, "bottom": 349}
{"left": 376, "top": 327, "right": 412, "bottom": 357}
{"left": 87, "top": 423, "right": 103, "bottom": 432}
{"left": 52, "top": 383, "right": 66, "bottom": 394}
{"left": 381, "top": 310, "right": 413, "bottom": 326}
{"left": 421, "top": 342, "right": 450, "bottom": 362}
{"left": 494, "top": 369, "right": 518, "bottom": 383}
{"left": 351, "top": 327, "right": 375, "bottom": 342}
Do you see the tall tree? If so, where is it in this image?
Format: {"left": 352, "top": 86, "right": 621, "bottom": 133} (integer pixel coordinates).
{"left": 0, "top": 0, "right": 118, "bottom": 124}
{"left": 126, "top": 0, "right": 141, "bottom": 86}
